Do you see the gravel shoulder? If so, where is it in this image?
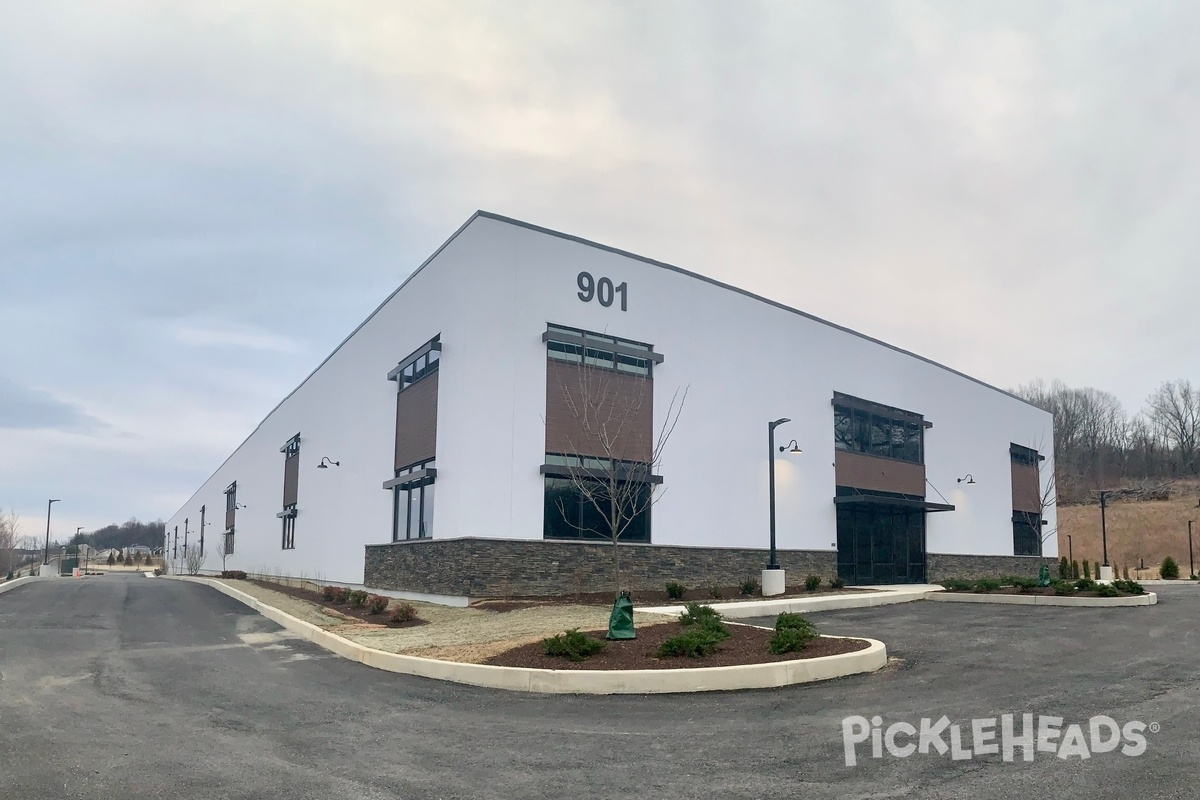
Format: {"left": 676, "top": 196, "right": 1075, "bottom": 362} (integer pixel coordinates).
{"left": 207, "top": 577, "right": 677, "bottom": 662}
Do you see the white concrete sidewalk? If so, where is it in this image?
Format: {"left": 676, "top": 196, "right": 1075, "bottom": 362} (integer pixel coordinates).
{"left": 640, "top": 584, "right": 942, "bottom": 620}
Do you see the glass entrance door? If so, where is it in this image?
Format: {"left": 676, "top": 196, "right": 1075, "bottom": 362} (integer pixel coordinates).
{"left": 836, "top": 504, "right": 926, "bottom": 585}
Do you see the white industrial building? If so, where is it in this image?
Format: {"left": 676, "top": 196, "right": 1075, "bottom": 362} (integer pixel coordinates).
{"left": 164, "top": 211, "right": 1056, "bottom": 600}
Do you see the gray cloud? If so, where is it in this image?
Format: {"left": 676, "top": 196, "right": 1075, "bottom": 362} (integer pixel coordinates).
{"left": 0, "top": 376, "right": 104, "bottom": 433}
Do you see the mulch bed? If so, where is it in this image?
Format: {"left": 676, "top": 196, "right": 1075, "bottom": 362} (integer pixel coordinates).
{"left": 476, "top": 585, "right": 874, "bottom": 609}
{"left": 243, "top": 579, "right": 427, "bottom": 628}
{"left": 485, "top": 624, "right": 870, "bottom": 670}
{"left": 944, "top": 587, "right": 1139, "bottom": 598}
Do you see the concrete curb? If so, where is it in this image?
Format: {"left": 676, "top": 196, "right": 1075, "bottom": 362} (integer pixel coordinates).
{"left": 931, "top": 591, "right": 1158, "bottom": 607}
{"left": 641, "top": 586, "right": 940, "bottom": 619}
{"left": 169, "top": 576, "right": 888, "bottom": 694}
{"left": 0, "top": 576, "right": 44, "bottom": 595}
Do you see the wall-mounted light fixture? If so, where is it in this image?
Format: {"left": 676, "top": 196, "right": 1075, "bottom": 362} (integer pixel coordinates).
{"left": 317, "top": 457, "right": 341, "bottom": 469}
{"left": 956, "top": 474, "right": 976, "bottom": 485}
{"left": 234, "top": 503, "right": 248, "bottom": 510}
{"left": 779, "top": 439, "right": 803, "bottom": 454}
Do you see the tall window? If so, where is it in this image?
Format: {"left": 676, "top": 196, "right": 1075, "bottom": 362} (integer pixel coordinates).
{"left": 199, "top": 505, "right": 206, "bottom": 556}
{"left": 395, "top": 337, "right": 440, "bottom": 391}
{"left": 1011, "top": 443, "right": 1044, "bottom": 556}
{"left": 280, "top": 433, "right": 300, "bottom": 550}
{"left": 833, "top": 395, "right": 924, "bottom": 464}
{"left": 172, "top": 526, "right": 178, "bottom": 559}
{"left": 224, "top": 481, "right": 237, "bottom": 555}
{"left": 392, "top": 459, "right": 435, "bottom": 541}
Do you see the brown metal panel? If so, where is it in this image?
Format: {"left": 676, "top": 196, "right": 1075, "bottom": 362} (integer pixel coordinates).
{"left": 283, "top": 452, "right": 299, "bottom": 507}
{"left": 225, "top": 508, "right": 235, "bottom": 529}
{"left": 395, "top": 371, "right": 439, "bottom": 470}
{"left": 1011, "top": 462, "right": 1042, "bottom": 513}
{"left": 835, "top": 451, "right": 926, "bottom": 496}
{"left": 545, "top": 359, "right": 653, "bottom": 462}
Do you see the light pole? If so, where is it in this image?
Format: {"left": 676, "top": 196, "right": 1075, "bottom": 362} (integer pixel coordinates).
{"left": 765, "top": 418, "right": 801, "bottom": 596}
{"left": 1098, "top": 490, "right": 1112, "bottom": 580}
{"left": 1066, "top": 534, "right": 1072, "bottom": 565}
{"left": 1189, "top": 520, "right": 1195, "bottom": 580}
{"left": 43, "top": 499, "right": 60, "bottom": 565}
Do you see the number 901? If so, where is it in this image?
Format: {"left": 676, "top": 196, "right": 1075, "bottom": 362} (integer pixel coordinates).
{"left": 577, "top": 271, "right": 628, "bottom": 311}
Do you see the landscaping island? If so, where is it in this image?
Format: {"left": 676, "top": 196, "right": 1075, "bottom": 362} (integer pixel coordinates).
{"left": 940, "top": 575, "right": 1147, "bottom": 598}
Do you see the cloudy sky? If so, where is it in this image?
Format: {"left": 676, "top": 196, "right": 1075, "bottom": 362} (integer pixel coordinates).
{"left": 2, "top": 1, "right": 1199, "bottom": 540}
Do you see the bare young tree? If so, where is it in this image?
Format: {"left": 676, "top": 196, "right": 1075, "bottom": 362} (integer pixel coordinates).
{"left": 548, "top": 347, "right": 687, "bottom": 595}
{"left": 184, "top": 545, "right": 206, "bottom": 576}
{"left": 0, "top": 507, "right": 19, "bottom": 576}
{"left": 216, "top": 535, "right": 229, "bottom": 573}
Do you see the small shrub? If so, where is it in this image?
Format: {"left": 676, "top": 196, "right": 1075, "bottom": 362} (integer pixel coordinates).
{"left": 830, "top": 575, "right": 845, "bottom": 589}
{"left": 1071, "top": 560, "right": 1080, "bottom": 579}
{"left": 220, "top": 570, "right": 247, "bottom": 580}
{"left": 656, "top": 628, "right": 724, "bottom": 658}
{"left": 1161, "top": 556, "right": 1180, "bottom": 580}
{"left": 1113, "top": 579, "right": 1145, "bottom": 595}
{"left": 107, "top": 552, "right": 116, "bottom": 566}
{"left": 366, "top": 594, "right": 389, "bottom": 614}
{"left": 739, "top": 577, "right": 759, "bottom": 596}
{"left": 1095, "top": 583, "right": 1120, "bottom": 598}
{"left": 1074, "top": 577, "right": 1097, "bottom": 592}
{"left": 770, "top": 626, "right": 817, "bottom": 654}
{"left": 940, "top": 578, "right": 973, "bottom": 592}
{"left": 1083, "top": 560, "right": 1091, "bottom": 580}
{"left": 804, "top": 575, "right": 822, "bottom": 591}
{"left": 117, "top": 553, "right": 125, "bottom": 564}
{"left": 1051, "top": 580, "right": 1075, "bottom": 596}
{"left": 1011, "top": 576, "right": 1039, "bottom": 593}
{"left": 664, "top": 581, "right": 686, "bottom": 600}
{"left": 321, "top": 585, "right": 339, "bottom": 601}
{"left": 1058, "top": 557, "right": 1070, "bottom": 579}
{"left": 709, "top": 584, "right": 724, "bottom": 600}
{"left": 349, "top": 590, "right": 369, "bottom": 608}
{"left": 389, "top": 603, "right": 418, "bottom": 623}
{"left": 775, "top": 612, "right": 817, "bottom": 633}
{"left": 973, "top": 578, "right": 1002, "bottom": 593}
{"left": 679, "top": 602, "right": 728, "bottom": 639}
{"left": 543, "top": 629, "right": 606, "bottom": 662}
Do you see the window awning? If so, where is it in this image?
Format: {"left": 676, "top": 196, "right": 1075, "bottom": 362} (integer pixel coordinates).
{"left": 833, "top": 494, "right": 955, "bottom": 513}
{"left": 382, "top": 467, "right": 437, "bottom": 491}
{"left": 539, "top": 463, "right": 664, "bottom": 485}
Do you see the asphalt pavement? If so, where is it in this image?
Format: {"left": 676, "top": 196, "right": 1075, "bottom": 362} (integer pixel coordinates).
{"left": 1, "top": 575, "right": 1198, "bottom": 799}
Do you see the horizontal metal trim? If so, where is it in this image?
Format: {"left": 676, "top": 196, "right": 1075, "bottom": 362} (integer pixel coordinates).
{"left": 278, "top": 433, "right": 300, "bottom": 453}
{"left": 540, "top": 330, "right": 665, "bottom": 364}
{"left": 387, "top": 340, "right": 442, "bottom": 381}
{"left": 539, "top": 463, "right": 664, "bottom": 485}
{"left": 834, "top": 495, "right": 955, "bottom": 512}
{"left": 275, "top": 508, "right": 298, "bottom": 519}
{"left": 382, "top": 467, "right": 437, "bottom": 490}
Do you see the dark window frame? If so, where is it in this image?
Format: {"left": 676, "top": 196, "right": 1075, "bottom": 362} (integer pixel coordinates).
{"left": 224, "top": 526, "right": 235, "bottom": 555}
{"left": 1010, "top": 443, "right": 1044, "bottom": 467}
{"left": 543, "top": 475, "right": 652, "bottom": 543}
{"left": 387, "top": 335, "right": 441, "bottom": 392}
{"left": 281, "top": 504, "right": 297, "bottom": 550}
{"left": 833, "top": 402, "right": 925, "bottom": 465}
{"left": 1013, "top": 511, "right": 1043, "bottom": 556}
{"left": 543, "top": 324, "right": 661, "bottom": 376}
{"left": 225, "top": 481, "right": 237, "bottom": 514}
{"left": 392, "top": 458, "right": 436, "bottom": 541}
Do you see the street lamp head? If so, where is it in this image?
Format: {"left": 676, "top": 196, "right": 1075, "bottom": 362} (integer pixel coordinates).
{"left": 770, "top": 417, "right": 791, "bottom": 429}
{"left": 779, "top": 439, "right": 802, "bottom": 454}
{"left": 49, "top": 499, "right": 60, "bottom": 504}
{"left": 317, "top": 457, "right": 340, "bottom": 469}
{"left": 956, "top": 474, "right": 976, "bottom": 485}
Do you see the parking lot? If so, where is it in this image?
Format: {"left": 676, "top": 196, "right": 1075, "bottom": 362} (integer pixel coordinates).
{"left": 1, "top": 576, "right": 1197, "bottom": 799}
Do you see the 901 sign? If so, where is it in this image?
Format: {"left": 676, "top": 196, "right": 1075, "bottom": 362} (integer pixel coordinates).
{"left": 576, "top": 271, "right": 628, "bottom": 311}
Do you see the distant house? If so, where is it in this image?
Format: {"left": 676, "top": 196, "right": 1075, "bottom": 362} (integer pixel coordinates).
{"left": 127, "top": 545, "right": 153, "bottom": 555}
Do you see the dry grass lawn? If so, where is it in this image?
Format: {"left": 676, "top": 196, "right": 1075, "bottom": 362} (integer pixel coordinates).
{"left": 213, "top": 578, "right": 676, "bottom": 663}
{"left": 1058, "top": 486, "right": 1200, "bottom": 579}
